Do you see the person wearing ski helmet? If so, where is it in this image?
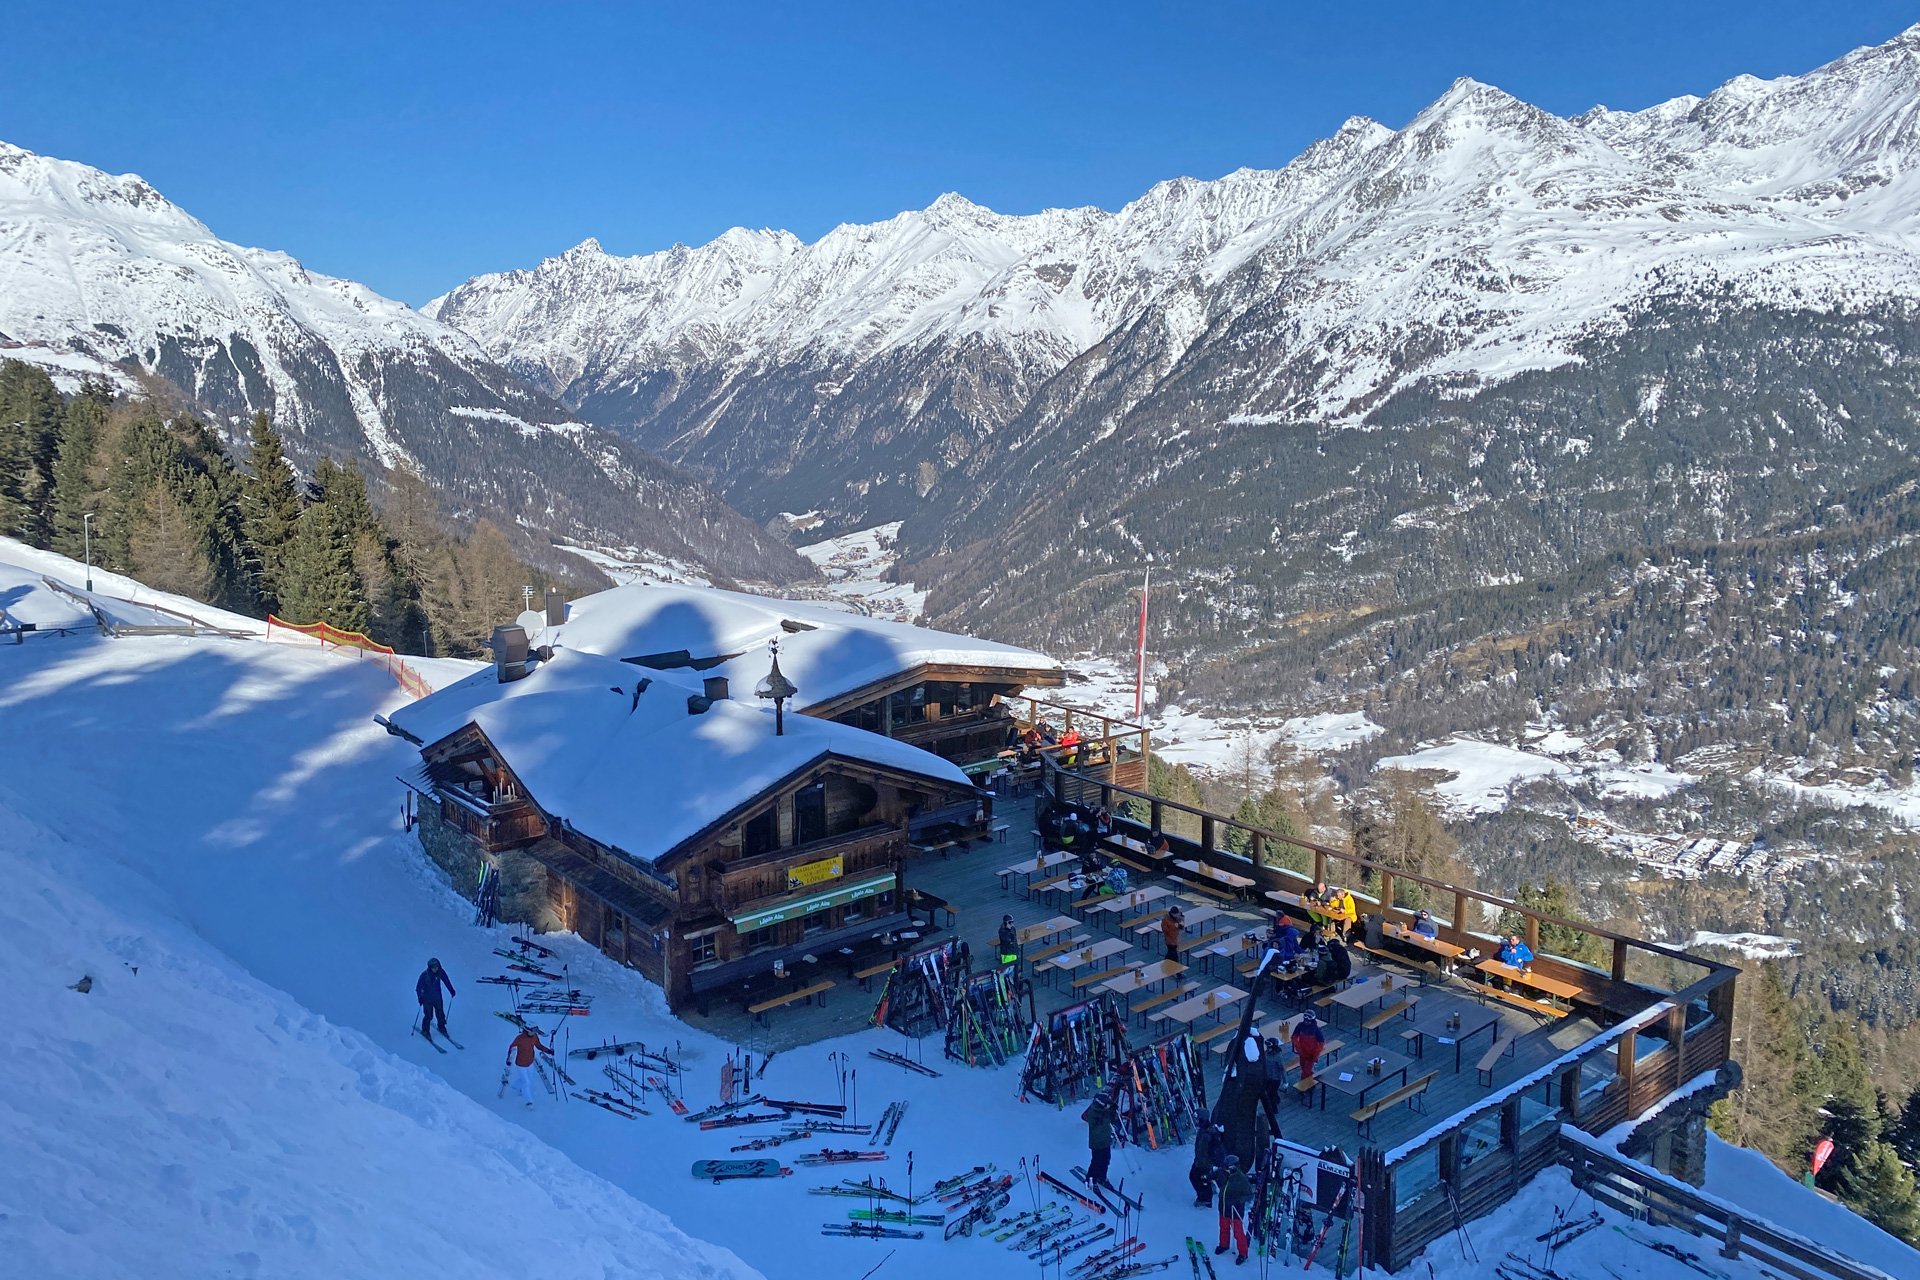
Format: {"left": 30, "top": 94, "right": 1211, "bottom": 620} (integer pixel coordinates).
{"left": 416, "top": 957, "right": 455, "bottom": 1040}
{"left": 1083, "top": 1088, "right": 1117, "bottom": 1187}
{"left": 1214, "top": 1152, "right": 1252, "bottom": 1263}
{"left": 997, "top": 914, "right": 1020, "bottom": 968}
{"left": 1190, "top": 1121, "right": 1226, "bottom": 1206}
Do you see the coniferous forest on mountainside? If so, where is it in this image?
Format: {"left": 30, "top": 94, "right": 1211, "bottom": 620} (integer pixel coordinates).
{"left": 0, "top": 360, "right": 592, "bottom": 656}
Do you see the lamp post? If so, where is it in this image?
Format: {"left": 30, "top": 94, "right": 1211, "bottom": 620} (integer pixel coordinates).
{"left": 82, "top": 512, "right": 95, "bottom": 592}
{"left": 755, "top": 639, "right": 799, "bottom": 736}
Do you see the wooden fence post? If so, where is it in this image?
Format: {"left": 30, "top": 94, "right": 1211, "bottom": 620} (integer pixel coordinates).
{"left": 1721, "top": 1215, "right": 1743, "bottom": 1260}
{"left": 1201, "top": 815, "right": 1215, "bottom": 857}
{"left": 1379, "top": 870, "right": 1395, "bottom": 914}
{"left": 1612, "top": 938, "right": 1629, "bottom": 983}
{"left": 1313, "top": 850, "right": 1328, "bottom": 884}
{"left": 1454, "top": 890, "right": 1471, "bottom": 935}
{"left": 1150, "top": 800, "right": 1163, "bottom": 837}
{"left": 1525, "top": 913, "right": 1540, "bottom": 955}
{"left": 1251, "top": 832, "right": 1265, "bottom": 868}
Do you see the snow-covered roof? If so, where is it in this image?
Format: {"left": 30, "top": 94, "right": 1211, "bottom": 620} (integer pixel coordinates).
{"left": 387, "top": 648, "right": 973, "bottom": 865}
{"left": 539, "top": 583, "right": 1061, "bottom": 712}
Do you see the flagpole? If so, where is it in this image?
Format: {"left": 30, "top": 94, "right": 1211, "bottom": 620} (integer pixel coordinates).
{"left": 1135, "top": 568, "right": 1150, "bottom": 719}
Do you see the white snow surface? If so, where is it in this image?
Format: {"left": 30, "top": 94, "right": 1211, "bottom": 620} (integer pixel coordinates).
{"left": 793, "top": 521, "right": 928, "bottom": 622}
{"left": 0, "top": 617, "right": 1896, "bottom": 1277}
{"left": 538, "top": 580, "right": 1059, "bottom": 713}
{"left": 388, "top": 648, "right": 971, "bottom": 863}
{"left": 0, "top": 636, "right": 754, "bottom": 1279}
{"left": 1379, "top": 737, "right": 1696, "bottom": 817}
{"left": 432, "top": 26, "right": 1920, "bottom": 427}
{"left": 1704, "top": 1133, "right": 1920, "bottom": 1279}
{"left": 1686, "top": 931, "right": 1802, "bottom": 959}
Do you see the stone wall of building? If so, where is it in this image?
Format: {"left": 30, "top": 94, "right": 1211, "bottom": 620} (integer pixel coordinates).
{"left": 414, "top": 801, "right": 555, "bottom": 931}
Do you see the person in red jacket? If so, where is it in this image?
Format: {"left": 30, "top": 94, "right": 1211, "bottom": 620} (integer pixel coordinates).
{"left": 1290, "top": 1011, "right": 1327, "bottom": 1083}
{"left": 506, "top": 1026, "right": 552, "bottom": 1108}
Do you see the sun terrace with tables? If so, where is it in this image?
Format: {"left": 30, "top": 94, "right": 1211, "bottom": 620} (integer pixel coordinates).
{"left": 696, "top": 702, "right": 1739, "bottom": 1271}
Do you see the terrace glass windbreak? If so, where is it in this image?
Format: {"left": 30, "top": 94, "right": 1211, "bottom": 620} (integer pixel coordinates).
{"left": 1394, "top": 1144, "right": 1441, "bottom": 1211}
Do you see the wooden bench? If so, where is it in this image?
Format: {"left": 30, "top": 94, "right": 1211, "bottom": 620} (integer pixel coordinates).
{"left": 987, "top": 821, "right": 1011, "bottom": 842}
{"left": 1192, "top": 1021, "right": 1238, "bottom": 1048}
{"left": 1398, "top": 1026, "right": 1426, "bottom": 1057}
{"left": 1071, "top": 893, "right": 1110, "bottom": 912}
{"left": 1481, "top": 985, "right": 1569, "bottom": 1020}
{"left": 1181, "top": 928, "right": 1233, "bottom": 958}
{"left": 853, "top": 959, "right": 898, "bottom": 991}
{"left": 1109, "top": 853, "right": 1154, "bottom": 876}
{"left": 1361, "top": 996, "right": 1420, "bottom": 1042}
{"left": 1179, "top": 879, "right": 1239, "bottom": 905}
{"left": 1129, "top": 981, "right": 1200, "bottom": 1023}
{"left": 1030, "top": 871, "right": 1076, "bottom": 898}
{"left": 1071, "top": 967, "right": 1123, "bottom": 991}
{"left": 1475, "top": 1032, "right": 1516, "bottom": 1086}
{"left": 748, "top": 979, "right": 834, "bottom": 1017}
{"left": 1285, "top": 1039, "right": 1346, "bottom": 1084}
{"left": 1350, "top": 1071, "right": 1438, "bottom": 1137}
{"left": 1124, "top": 908, "right": 1173, "bottom": 933}
{"left": 1025, "top": 934, "right": 1092, "bottom": 966}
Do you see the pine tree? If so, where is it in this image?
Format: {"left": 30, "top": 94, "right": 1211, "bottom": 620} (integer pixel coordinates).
{"left": 1834, "top": 1141, "right": 1920, "bottom": 1243}
{"left": 238, "top": 411, "right": 301, "bottom": 612}
{"left": 277, "top": 477, "right": 368, "bottom": 633}
{"left": 0, "top": 360, "right": 64, "bottom": 545}
{"left": 49, "top": 381, "right": 110, "bottom": 560}
{"left": 129, "top": 484, "right": 215, "bottom": 600}
{"left": 1709, "top": 961, "right": 1821, "bottom": 1168}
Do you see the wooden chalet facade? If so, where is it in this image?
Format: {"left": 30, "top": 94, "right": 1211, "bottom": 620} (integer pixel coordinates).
{"left": 813, "top": 662, "right": 1066, "bottom": 766}
{"left": 409, "top": 708, "right": 983, "bottom": 1012}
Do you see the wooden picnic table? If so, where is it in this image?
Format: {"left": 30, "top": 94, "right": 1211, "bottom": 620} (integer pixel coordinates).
{"left": 1413, "top": 998, "right": 1502, "bottom": 1071}
{"left": 1476, "top": 958, "right": 1582, "bottom": 1001}
{"left": 1312, "top": 1047, "right": 1412, "bottom": 1111}
{"left": 1017, "top": 916, "right": 1079, "bottom": 947}
{"left": 1039, "top": 937, "right": 1133, "bottom": 975}
{"left": 1328, "top": 975, "right": 1414, "bottom": 1024}
{"left": 1097, "top": 958, "right": 1187, "bottom": 997}
{"left": 1090, "top": 885, "right": 1172, "bottom": 914}
{"left": 999, "top": 849, "right": 1077, "bottom": 890}
{"left": 1265, "top": 888, "right": 1306, "bottom": 909}
{"left": 1174, "top": 859, "right": 1257, "bottom": 891}
{"left": 1159, "top": 985, "right": 1248, "bottom": 1026}
{"left": 1383, "top": 921, "right": 1468, "bottom": 961}
{"left": 1162, "top": 901, "right": 1225, "bottom": 932}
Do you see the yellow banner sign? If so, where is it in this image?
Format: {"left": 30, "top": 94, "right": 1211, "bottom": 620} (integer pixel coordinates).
{"left": 787, "top": 854, "right": 844, "bottom": 891}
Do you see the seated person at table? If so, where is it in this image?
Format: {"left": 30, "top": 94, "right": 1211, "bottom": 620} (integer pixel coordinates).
{"left": 1413, "top": 909, "right": 1439, "bottom": 940}
{"left": 1152, "top": 835, "right": 1171, "bottom": 859}
{"left": 1267, "top": 914, "right": 1301, "bottom": 965}
{"left": 1305, "top": 882, "right": 1337, "bottom": 927}
{"left": 1092, "top": 806, "right": 1113, "bottom": 839}
{"left": 997, "top": 915, "right": 1020, "bottom": 968}
{"left": 1313, "top": 936, "right": 1352, "bottom": 987}
{"left": 1498, "top": 935, "right": 1535, "bottom": 971}
{"left": 1290, "top": 1011, "right": 1327, "bottom": 1080}
{"left": 1331, "top": 888, "right": 1357, "bottom": 938}
{"left": 1161, "top": 905, "right": 1187, "bottom": 962}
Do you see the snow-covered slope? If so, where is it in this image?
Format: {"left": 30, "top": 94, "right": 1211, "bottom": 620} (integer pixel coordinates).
{"left": 0, "top": 144, "right": 812, "bottom": 584}
{"left": 0, "top": 644, "right": 753, "bottom": 1278}
{"left": 429, "top": 26, "right": 1920, "bottom": 532}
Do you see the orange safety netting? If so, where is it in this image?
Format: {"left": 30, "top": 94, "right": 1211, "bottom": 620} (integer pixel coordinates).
{"left": 267, "top": 615, "right": 433, "bottom": 700}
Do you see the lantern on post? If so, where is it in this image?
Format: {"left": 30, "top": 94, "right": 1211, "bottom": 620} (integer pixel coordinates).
{"left": 755, "top": 639, "right": 799, "bottom": 735}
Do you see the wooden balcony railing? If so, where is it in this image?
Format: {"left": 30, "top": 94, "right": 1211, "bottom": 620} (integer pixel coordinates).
{"left": 713, "top": 824, "right": 901, "bottom": 915}
{"left": 441, "top": 793, "right": 546, "bottom": 850}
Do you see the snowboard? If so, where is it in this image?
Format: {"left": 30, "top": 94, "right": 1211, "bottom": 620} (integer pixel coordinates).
{"left": 692, "top": 1158, "right": 792, "bottom": 1183}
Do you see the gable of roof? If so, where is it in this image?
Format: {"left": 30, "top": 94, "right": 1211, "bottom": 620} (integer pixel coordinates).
{"left": 536, "top": 583, "right": 1061, "bottom": 712}
{"left": 388, "top": 647, "right": 974, "bottom": 867}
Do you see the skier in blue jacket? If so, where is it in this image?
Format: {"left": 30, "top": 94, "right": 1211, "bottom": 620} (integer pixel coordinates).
{"left": 416, "top": 957, "right": 456, "bottom": 1040}
{"left": 1498, "top": 936, "right": 1535, "bottom": 970}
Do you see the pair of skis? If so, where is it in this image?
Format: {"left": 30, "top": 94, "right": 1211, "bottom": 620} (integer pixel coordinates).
{"left": 869, "top": 1048, "right": 941, "bottom": 1077}
{"left": 1071, "top": 1164, "right": 1144, "bottom": 1213}
{"left": 870, "top": 1100, "right": 907, "bottom": 1145}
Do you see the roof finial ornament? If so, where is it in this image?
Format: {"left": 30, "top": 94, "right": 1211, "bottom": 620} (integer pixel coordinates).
{"left": 755, "top": 638, "right": 799, "bottom": 736}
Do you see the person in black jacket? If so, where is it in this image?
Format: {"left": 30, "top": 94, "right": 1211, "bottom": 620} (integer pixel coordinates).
{"left": 997, "top": 915, "right": 1020, "bottom": 968}
{"left": 1189, "top": 1121, "right": 1226, "bottom": 1206}
{"left": 416, "top": 957, "right": 455, "bottom": 1039}
{"left": 1084, "top": 1090, "right": 1117, "bottom": 1187}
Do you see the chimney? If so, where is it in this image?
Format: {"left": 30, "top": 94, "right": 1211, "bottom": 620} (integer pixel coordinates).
{"left": 544, "top": 586, "right": 566, "bottom": 627}
{"left": 487, "top": 625, "right": 530, "bottom": 682}
{"left": 704, "top": 676, "right": 729, "bottom": 701}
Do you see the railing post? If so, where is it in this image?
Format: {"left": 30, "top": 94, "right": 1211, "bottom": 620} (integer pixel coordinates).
{"left": 1379, "top": 870, "right": 1395, "bottom": 914}
{"left": 1720, "top": 1214, "right": 1742, "bottom": 1261}
{"left": 1313, "top": 850, "right": 1327, "bottom": 884}
{"left": 1150, "top": 800, "right": 1163, "bottom": 836}
{"left": 1201, "top": 815, "right": 1215, "bottom": 857}
{"left": 1251, "top": 831, "right": 1264, "bottom": 868}
{"left": 1525, "top": 913, "right": 1540, "bottom": 955}
{"left": 1618, "top": 1027, "right": 1638, "bottom": 1114}
{"left": 1454, "top": 890, "right": 1471, "bottom": 936}
{"left": 1667, "top": 1003, "right": 1688, "bottom": 1084}
{"left": 1612, "top": 938, "right": 1629, "bottom": 983}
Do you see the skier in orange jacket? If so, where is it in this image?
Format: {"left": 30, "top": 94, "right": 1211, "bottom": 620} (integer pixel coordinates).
{"left": 506, "top": 1027, "right": 552, "bottom": 1108}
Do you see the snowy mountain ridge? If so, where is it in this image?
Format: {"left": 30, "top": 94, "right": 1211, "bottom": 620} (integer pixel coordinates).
{"left": 427, "top": 26, "right": 1920, "bottom": 531}
{"left": 0, "top": 141, "right": 813, "bottom": 583}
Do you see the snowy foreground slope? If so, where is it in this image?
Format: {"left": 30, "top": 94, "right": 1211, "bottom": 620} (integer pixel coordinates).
{"left": 1, "top": 605, "right": 1908, "bottom": 1274}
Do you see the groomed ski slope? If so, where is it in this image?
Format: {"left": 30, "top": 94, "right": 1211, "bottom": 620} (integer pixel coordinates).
{"left": 2, "top": 558, "right": 1910, "bottom": 1278}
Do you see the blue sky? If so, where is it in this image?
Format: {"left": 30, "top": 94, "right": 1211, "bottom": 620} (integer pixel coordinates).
{"left": 4, "top": 2, "right": 1913, "bottom": 304}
